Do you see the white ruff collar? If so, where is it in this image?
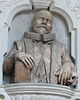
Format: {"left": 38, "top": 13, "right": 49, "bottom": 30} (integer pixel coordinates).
{"left": 24, "top": 32, "right": 55, "bottom": 42}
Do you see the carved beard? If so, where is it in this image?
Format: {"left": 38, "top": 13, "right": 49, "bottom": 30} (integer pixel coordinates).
{"left": 33, "top": 26, "right": 49, "bottom": 35}
{"left": 38, "top": 27, "right": 47, "bottom": 35}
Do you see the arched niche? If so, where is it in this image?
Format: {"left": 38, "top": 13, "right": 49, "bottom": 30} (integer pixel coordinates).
{"left": 8, "top": 11, "right": 70, "bottom": 54}
{"left": 0, "top": 0, "right": 75, "bottom": 86}
{"left": 2, "top": 2, "right": 75, "bottom": 57}
{"left": 2, "top": 1, "right": 77, "bottom": 85}
{"left": 3, "top": 9, "right": 73, "bottom": 84}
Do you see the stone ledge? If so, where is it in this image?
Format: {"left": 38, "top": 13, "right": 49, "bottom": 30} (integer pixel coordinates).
{"left": 4, "top": 83, "right": 75, "bottom": 98}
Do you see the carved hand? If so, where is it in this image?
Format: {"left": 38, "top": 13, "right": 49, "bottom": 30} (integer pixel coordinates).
{"left": 55, "top": 61, "right": 78, "bottom": 87}
{"left": 56, "top": 62, "right": 78, "bottom": 87}
{"left": 58, "top": 62, "right": 72, "bottom": 84}
{"left": 57, "top": 62, "right": 73, "bottom": 85}
{"left": 14, "top": 51, "right": 35, "bottom": 70}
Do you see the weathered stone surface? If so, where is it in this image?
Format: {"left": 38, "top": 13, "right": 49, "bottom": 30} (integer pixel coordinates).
{"left": 3, "top": 10, "right": 78, "bottom": 87}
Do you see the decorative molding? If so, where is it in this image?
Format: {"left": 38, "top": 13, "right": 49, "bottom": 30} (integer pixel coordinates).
{"left": 10, "top": 95, "right": 70, "bottom": 100}
{"left": 66, "top": 0, "right": 80, "bottom": 19}
{"left": 4, "top": 83, "right": 75, "bottom": 99}
{"left": 30, "top": 0, "right": 53, "bottom": 10}
{"left": 0, "top": 0, "right": 31, "bottom": 17}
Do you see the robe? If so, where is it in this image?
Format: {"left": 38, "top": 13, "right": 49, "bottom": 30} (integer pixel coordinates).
{"left": 3, "top": 32, "right": 76, "bottom": 84}
{"left": 14, "top": 36, "right": 65, "bottom": 84}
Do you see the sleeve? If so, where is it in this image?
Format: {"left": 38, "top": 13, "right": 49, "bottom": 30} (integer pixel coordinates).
{"left": 3, "top": 44, "right": 17, "bottom": 76}
{"left": 61, "top": 46, "right": 77, "bottom": 72}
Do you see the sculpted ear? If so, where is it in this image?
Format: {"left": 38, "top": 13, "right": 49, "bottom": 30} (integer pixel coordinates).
{"left": 31, "top": 20, "right": 34, "bottom": 31}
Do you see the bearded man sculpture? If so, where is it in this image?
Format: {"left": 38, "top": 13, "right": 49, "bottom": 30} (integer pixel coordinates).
{"left": 3, "top": 10, "right": 78, "bottom": 87}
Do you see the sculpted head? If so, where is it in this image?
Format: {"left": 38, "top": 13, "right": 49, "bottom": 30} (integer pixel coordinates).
{"left": 32, "top": 10, "right": 53, "bottom": 35}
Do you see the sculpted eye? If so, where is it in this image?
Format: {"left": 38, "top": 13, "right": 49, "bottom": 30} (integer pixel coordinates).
{"left": 40, "top": 17, "right": 44, "bottom": 21}
{"left": 37, "top": 18, "right": 42, "bottom": 22}
{"left": 38, "top": 17, "right": 43, "bottom": 21}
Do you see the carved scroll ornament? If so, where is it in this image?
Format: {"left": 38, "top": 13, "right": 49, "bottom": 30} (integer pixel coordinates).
{"left": 66, "top": 0, "right": 80, "bottom": 19}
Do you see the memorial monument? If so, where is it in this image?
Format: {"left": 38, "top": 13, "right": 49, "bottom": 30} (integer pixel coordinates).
{"left": 3, "top": 10, "right": 78, "bottom": 87}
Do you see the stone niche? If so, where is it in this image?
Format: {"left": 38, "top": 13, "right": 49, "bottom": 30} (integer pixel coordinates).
{"left": 0, "top": 0, "right": 80, "bottom": 100}
{"left": 3, "top": 2, "right": 70, "bottom": 85}
{"left": 4, "top": 10, "right": 70, "bottom": 84}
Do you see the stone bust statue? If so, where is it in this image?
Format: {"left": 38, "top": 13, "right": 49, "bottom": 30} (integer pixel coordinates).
{"left": 3, "top": 10, "right": 78, "bottom": 87}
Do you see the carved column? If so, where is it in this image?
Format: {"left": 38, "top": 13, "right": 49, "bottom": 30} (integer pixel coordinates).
{"left": 71, "top": 30, "right": 77, "bottom": 60}
{"left": 76, "top": 28, "right": 80, "bottom": 89}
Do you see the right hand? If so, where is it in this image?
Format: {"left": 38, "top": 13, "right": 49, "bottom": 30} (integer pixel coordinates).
{"left": 15, "top": 51, "right": 35, "bottom": 70}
